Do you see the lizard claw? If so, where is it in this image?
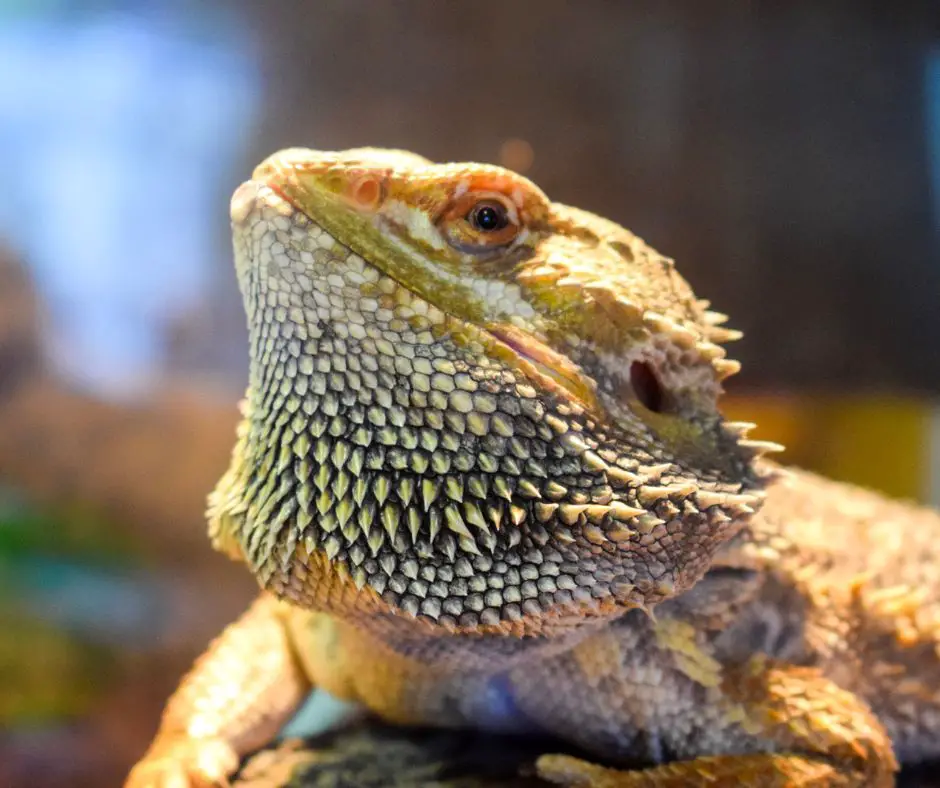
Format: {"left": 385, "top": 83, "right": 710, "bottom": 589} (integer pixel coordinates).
{"left": 125, "top": 736, "right": 239, "bottom": 788}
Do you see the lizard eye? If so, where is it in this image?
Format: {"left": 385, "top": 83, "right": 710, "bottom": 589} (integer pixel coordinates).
{"left": 468, "top": 201, "right": 509, "bottom": 232}
{"left": 440, "top": 192, "right": 520, "bottom": 251}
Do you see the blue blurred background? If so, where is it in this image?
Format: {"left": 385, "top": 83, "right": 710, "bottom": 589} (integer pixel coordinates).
{"left": 0, "top": 2, "right": 937, "bottom": 786}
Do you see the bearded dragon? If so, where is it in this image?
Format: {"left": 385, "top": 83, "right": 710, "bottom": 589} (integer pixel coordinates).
{"left": 126, "top": 148, "right": 940, "bottom": 787}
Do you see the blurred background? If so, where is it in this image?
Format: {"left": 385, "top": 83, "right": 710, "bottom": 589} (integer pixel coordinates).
{"left": 0, "top": 2, "right": 938, "bottom": 785}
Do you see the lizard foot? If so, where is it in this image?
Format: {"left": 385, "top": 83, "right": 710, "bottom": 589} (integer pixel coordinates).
{"left": 124, "top": 736, "right": 239, "bottom": 788}
{"left": 536, "top": 752, "right": 847, "bottom": 787}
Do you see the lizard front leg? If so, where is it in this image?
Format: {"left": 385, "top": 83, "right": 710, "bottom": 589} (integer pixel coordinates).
{"left": 125, "top": 595, "right": 311, "bottom": 788}
{"left": 534, "top": 655, "right": 897, "bottom": 788}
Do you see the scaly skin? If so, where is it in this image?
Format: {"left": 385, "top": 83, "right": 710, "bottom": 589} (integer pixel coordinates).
{"left": 127, "top": 148, "right": 940, "bottom": 787}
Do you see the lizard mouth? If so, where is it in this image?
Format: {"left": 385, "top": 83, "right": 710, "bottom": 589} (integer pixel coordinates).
{"left": 482, "top": 323, "right": 599, "bottom": 413}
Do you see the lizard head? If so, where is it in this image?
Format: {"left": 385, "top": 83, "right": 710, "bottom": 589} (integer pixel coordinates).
{"left": 211, "top": 147, "right": 777, "bottom": 636}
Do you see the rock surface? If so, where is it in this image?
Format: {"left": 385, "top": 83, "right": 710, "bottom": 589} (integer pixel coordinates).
{"left": 233, "top": 723, "right": 551, "bottom": 788}
{"left": 232, "top": 720, "right": 940, "bottom": 788}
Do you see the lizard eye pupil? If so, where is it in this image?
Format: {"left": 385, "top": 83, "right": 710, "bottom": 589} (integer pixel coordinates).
{"left": 630, "top": 361, "right": 665, "bottom": 413}
{"left": 468, "top": 202, "right": 509, "bottom": 232}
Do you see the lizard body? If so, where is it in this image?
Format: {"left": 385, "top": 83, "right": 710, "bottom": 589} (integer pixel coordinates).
{"left": 126, "top": 148, "right": 940, "bottom": 787}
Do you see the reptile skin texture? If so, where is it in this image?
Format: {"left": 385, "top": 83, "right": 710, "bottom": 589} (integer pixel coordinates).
{"left": 125, "top": 148, "right": 940, "bottom": 787}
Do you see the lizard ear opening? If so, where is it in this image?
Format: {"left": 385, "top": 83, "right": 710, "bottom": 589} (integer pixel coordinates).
{"left": 630, "top": 361, "right": 666, "bottom": 414}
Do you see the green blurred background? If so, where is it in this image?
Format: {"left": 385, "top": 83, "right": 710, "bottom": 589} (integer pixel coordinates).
{"left": 0, "top": 2, "right": 938, "bottom": 786}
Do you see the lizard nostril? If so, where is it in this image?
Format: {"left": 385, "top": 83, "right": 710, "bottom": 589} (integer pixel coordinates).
{"left": 630, "top": 361, "right": 665, "bottom": 413}
{"left": 347, "top": 176, "right": 384, "bottom": 210}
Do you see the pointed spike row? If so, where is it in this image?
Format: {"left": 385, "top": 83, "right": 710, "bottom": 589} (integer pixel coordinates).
{"left": 301, "top": 531, "right": 317, "bottom": 555}
{"left": 397, "top": 477, "right": 415, "bottom": 506}
{"left": 323, "top": 535, "right": 342, "bottom": 560}
{"left": 708, "top": 326, "right": 744, "bottom": 344}
{"left": 606, "top": 465, "right": 646, "bottom": 487}
{"left": 332, "top": 471, "right": 350, "bottom": 500}
{"left": 340, "top": 511, "right": 359, "bottom": 543}
{"left": 422, "top": 478, "right": 440, "bottom": 511}
{"left": 704, "top": 310, "right": 729, "bottom": 326}
{"left": 373, "top": 475, "right": 391, "bottom": 506}
{"left": 713, "top": 358, "right": 741, "bottom": 380}
{"left": 458, "top": 535, "right": 482, "bottom": 556}
{"left": 297, "top": 483, "right": 313, "bottom": 513}
{"left": 352, "top": 477, "right": 369, "bottom": 506}
{"left": 492, "top": 476, "right": 514, "bottom": 501}
{"left": 347, "top": 446, "right": 365, "bottom": 475}
{"left": 725, "top": 421, "right": 757, "bottom": 439}
{"left": 313, "top": 464, "right": 331, "bottom": 492}
{"left": 348, "top": 544, "right": 366, "bottom": 567}
{"left": 694, "top": 490, "right": 762, "bottom": 511}
{"left": 444, "top": 504, "right": 473, "bottom": 539}
{"left": 313, "top": 437, "right": 330, "bottom": 463}
{"left": 331, "top": 441, "right": 349, "bottom": 469}
{"left": 584, "top": 505, "right": 612, "bottom": 524}
{"left": 350, "top": 566, "right": 368, "bottom": 591}
{"left": 739, "top": 439, "right": 785, "bottom": 457}
{"left": 400, "top": 559, "right": 419, "bottom": 581}
{"left": 509, "top": 505, "right": 527, "bottom": 526}
{"left": 606, "top": 524, "right": 635, "bottom": 542}
{"left": 445, "top": 476, "right": 464, "bottom": 502}
{"left": 585, "top": 283, "right": 644, "bottom": 327}
{"left": 428, "top": 508, "right": 442, "bottom": 543}
{"left": 316, "top": 489, "right": 333, "bottom": 517}
{"left": 295, "top": 457, "right": 313, "bottom": 481}
{"left": 381, "top": 503, "right": 400, "bottom": 538}
{"left": 357, "top": 500, "right": 375, "bottom": 532}
{"left": 535, "top": 502, "right": 559, "bottom": 522}
{"left": 638, "top": 463, "right": 672, "bottom": 482}
{"left": 729, "top": 503, "right": 756, "bottom": 517}
{"left": 636, "top": 482, "right": 696, "bottom": 507}
{"left": 544, "top": 480, "right": 568, "bottom": 499}
{"left": 695, "top": 341, "right": 726, "bottom": 361}
{"left": 694, "top": 490, "right": 728, "bottom": 509}
{"left": 334, "top": 497, "right": 355, "bottom": 530}
{"left": 517, "top": 479, "right": 542, "bottom": 499}
{"left": 276, "top": 443, "right": 293, "bottom": 474}
{"left": 296, "top": 508, "right": 313, "bottom": 531}
{"left": 646, "top": 313, "right": 699, "bottom": 349}
{"left": 558, "top": 503, "right": 588, "bottom": 526}
{"left": 407, "top": 507, "right": 422, "bottom": 543}
{"left": 478, "top": 528, "right": 497, "bottom": 554}
{"left": 608, "top": 501, "right": 646, "bottom": 521}
{"left": 463, "top": 502, "right": 489, "bottom": 531}
{"left": 467, "top": 474, "right": 488, "bottom": 499}
{"left": 439, "top": 532, "right": 456, "bottom": 561}
{"left": 581, "top": 450, "right": 609, "bottom": 473}
{"left": 634, "top": 513, "right": 666, "bottom": 534}
{"left": 366, "top": 526, "right": 386, "bottom": 556}
{"left": 486, "top": 503, "right": 503, "bottom": 530}
{"left": 292, "top": 432, "right": 311, "bottom": 459}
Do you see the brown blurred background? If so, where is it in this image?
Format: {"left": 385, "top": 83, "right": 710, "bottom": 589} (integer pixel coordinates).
{"left": 0, "top": 2, "right": 938, "bottom": 786}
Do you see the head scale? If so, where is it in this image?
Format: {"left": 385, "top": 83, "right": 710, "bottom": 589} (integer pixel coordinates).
{"left": 210, "top": 147, "right": 774, "bottom": 637}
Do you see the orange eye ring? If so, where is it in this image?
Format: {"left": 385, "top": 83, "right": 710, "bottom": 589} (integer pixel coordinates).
{"left": 440, "top": 191, "right": 521, "bottom": 251}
